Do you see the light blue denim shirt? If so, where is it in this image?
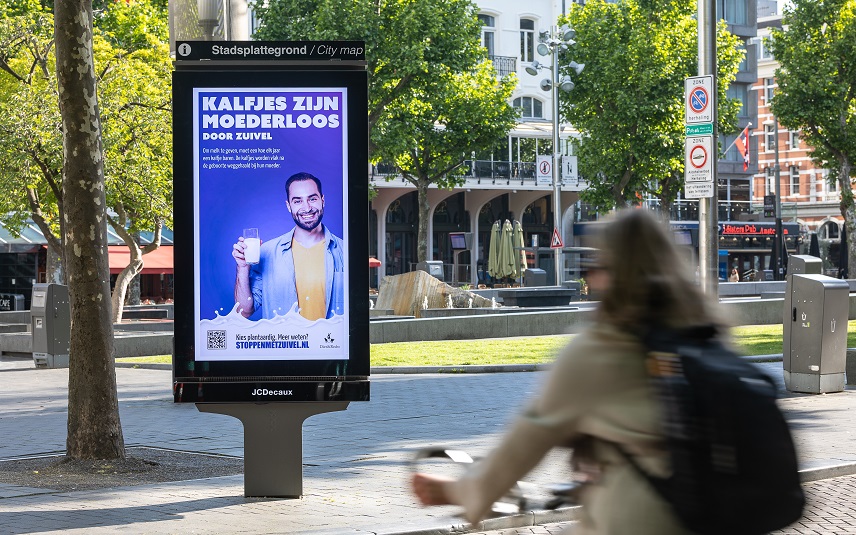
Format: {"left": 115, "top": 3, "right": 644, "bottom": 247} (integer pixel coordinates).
{"left": 249, "top": 225, "right": 345, "bottom": 319}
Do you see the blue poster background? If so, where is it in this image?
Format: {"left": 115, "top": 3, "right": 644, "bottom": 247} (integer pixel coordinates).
{"left": 195, "top": 88, "right": 345, "bottom": 322}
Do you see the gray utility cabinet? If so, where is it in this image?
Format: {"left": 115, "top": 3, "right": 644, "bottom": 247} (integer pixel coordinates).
{"left": 783, "top": 273, "right": 849, "bottom": 393}
{"left": 523, "top": 268, "right": 547, "bottom": 287}
{"left": 416, "top": 260, "right": 444, "bottom": 280}
{"left": 788, "top": 255, "right": 823, "bottom": 276}
{"left": 31, "top": 283, "right": 71, "bottom": 369}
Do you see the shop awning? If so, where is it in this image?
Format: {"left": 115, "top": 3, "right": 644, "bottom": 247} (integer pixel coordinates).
{"left": 109, "top": 245, "right": 173, "bottom": 275}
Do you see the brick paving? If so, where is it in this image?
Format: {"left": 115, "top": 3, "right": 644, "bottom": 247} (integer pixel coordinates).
{"left": 468, "top": 474, "right": 856, "bottom": 535}
{"left": 0, "top": 357, "right": 855, "bottom": 534}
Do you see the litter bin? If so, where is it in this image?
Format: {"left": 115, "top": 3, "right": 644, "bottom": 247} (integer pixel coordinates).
{"left": 31, "top": 283, "right": 70, "bottom": 369}
{"left": 0, "top": 293, "right": 25, "bottom": 311}
{"left": 783, "top": 274, "right": 849, "bottom": 393}
{"left": 524, "top": 268, "right": 547, "bottom": 287}
{"left": 416, "top": 261, "right": 444, "bottom": 280}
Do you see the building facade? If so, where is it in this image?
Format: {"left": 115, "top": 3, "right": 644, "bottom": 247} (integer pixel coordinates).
{"left": 185, "top": 0, "right": 767, "bottom": 286}
{"left": 371, "top": 0, "right": 583, "bottom": 287}
{"left": 752, "top": 2, "right": 842, "bottom": 248}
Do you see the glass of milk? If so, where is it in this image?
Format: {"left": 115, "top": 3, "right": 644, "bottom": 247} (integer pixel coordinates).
{"left": 243, "top": 228, "right": 260, "bottom": 264}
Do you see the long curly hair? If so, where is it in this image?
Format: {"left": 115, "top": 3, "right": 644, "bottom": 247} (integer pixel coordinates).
{"left": 593, "top": 209, "right": 725, "bottom": 333}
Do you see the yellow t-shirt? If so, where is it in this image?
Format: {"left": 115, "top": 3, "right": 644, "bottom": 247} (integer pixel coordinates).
{"left": 292, "top": 239, "right": 327, "bottom": 320}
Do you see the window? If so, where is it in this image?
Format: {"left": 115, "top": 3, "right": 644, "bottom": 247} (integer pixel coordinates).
{"left": 737, "top": 43, "right": 748, "bottom": 72}
{"left": 722, "top": 134, "right": 742, "bottom": 162}
{"left": 819, "top": 220, "right": 840, "bottom": 240}
{"left": 478, "top": 14, "right": 495, "bottom": 57}
{"left": 513, "top": 96, "right": 544, "bottom": 118}
{"left": 520, "top": 19, "right": 535, "bottom": 63}
{"left": 789, "top": 130, "right": 799, "bottom": 149}
{"left": 790, "top": 166, "right": 800, "bottom": 196}
{"left": 758, "top": 37, "right": 774, "bottom": 60}
{"left": 766, "top": 167, "right": 775, "bottom": 195}
{"left": 764, "top": 78, "right": 775, "bottom": 103}
{"left": 765, "top": 124, "right": 776, "bottom": 152}
{"left": 719, "top": 0, "right": 748, "bottom": 25}
{"left": 825, "top": 170, "right": 837, "bottom": 193}
{"left": 726, "top": 84, "right": 748, "bottom": 117}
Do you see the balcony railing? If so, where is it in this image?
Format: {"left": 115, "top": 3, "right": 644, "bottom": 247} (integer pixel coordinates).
{"left": 372, "top": 159, "right": 575, "bottom": 187}
{"left": 489, "top": 55, "right": 517, "bottom": 78}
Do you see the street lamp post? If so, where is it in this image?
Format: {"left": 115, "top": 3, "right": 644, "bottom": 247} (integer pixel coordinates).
{"left": 772, "top": 116, "right": 784, "bottom": 280}
{"left": 525, "top": 25, "right": 583, "bottom": 286}
{"left": 197, "top": 0, "right": 221, "bottom": 41}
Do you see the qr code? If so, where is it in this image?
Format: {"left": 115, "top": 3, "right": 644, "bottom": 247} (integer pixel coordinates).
{"left": 206, "top": 330, "right": 227, "bottom": 350}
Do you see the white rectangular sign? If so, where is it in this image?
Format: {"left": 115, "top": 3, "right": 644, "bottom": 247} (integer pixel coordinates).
{"left": 685, "top": 135, "right": 713, "bottom": 183}
{"left": 561, "top": 155, "right": 578, "bottom": 184}
{"left": 685, "top": 75, "right": 714, "bottom": 124}
{"left": 536, "top": 155, "right": 552, "bottom": 185}
{"left": 684, "top": 182, "right": 715, "bottom": 198}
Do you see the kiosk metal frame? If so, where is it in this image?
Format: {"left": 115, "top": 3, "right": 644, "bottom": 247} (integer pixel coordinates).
{"left": 172, "top": 41, "right": 369, "bottom": 497}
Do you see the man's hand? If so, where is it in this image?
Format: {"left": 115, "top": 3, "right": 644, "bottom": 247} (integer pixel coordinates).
{"left": 232, "top": 236, "right": 248, "bottom": 268}
{"left": 233, "top": 236, "right": 255, "bottom": 318}
{"left": 412, "top": 473, "right": 454, "bottom": 506}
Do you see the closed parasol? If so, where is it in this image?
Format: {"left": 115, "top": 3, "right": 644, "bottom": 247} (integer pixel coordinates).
{"left": 498, "top": 219, "right": 517, "bottom": 278}
{"left": 513, "top": 220, "right": 527, "bottom": 278}
{"left": 809, "top": 233, "right": 820, "bottom": 258}
{"left": 488, "top": 220, "right": 502, "bottom": 278}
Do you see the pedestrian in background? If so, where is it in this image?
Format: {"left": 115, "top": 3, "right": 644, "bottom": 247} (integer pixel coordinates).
{"left": 412, "top": 209, "right": 728, "bottom": 535}
{"left": 729, "top": 267, "right": 740, "bottom": 282}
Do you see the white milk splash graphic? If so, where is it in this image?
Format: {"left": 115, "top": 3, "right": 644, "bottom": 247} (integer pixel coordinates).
{"left": 197, "top": 302, "right": 345, "bottom": 361}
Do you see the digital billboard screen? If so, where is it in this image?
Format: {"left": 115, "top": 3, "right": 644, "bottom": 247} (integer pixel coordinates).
{"left": 194, "top": 87, "right": 349, "bottom": 361}
{"left": 172, "top": 65, "right": 369, "bottom": 402}
{"left": 449, "top": 233, "right": 467, "bottom": 250}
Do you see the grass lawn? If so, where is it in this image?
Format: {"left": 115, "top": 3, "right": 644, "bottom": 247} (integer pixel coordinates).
{"left": 116, "top": 321, "right": 856, "bottom": 367}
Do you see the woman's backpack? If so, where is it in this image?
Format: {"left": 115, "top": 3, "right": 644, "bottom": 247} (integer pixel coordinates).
{"left": 617, "top": 326, "right": 805, "bottom": 535}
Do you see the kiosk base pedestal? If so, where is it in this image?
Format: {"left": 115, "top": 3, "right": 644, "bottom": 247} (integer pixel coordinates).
{"left": 197, "top": 402, "right": 349, "bottom": 497}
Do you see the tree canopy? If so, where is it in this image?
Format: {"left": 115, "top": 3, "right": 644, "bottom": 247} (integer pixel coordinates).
{"left": 253, "top": 0, "right": 486, "bottom": 155}
{"left": 770, "top": 0, "right": 856, "bottom": 271}
{"left": 559, "top": 0, "right": 743, "bottom": 213}
{"left": 0, "top": 0, "right": 172, "bottom": 318}
{"left": 254, "top": 0, "right": 517, "bottom": 261}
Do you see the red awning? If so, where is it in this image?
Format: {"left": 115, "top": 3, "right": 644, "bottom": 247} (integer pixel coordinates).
{"left": 369, "top": 256, "right": 381, "bottom": 268}
{"left": 109, "top": 245, "right": 173, "bottom": 275}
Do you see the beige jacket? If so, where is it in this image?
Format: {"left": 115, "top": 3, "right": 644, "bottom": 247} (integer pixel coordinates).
{"left": 445, "top": 323, "right": 694, "bottom": 535}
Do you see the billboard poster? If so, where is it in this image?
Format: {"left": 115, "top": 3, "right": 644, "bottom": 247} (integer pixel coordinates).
{"left": 193, "top": 87, "right": 349, "bottom": 361}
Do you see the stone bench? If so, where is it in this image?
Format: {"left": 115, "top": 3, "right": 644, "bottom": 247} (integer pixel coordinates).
{"left": 497, "top": 288, "right": 580, "bottom": 307}
{"left": 122, "top": 308, "right": 169, "bottom": 320}
{"left": 0, "top": 331, "right": 173, "bottom": 359}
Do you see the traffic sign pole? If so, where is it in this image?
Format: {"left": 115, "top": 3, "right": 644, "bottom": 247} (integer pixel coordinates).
{"left": 697, "top": 0, "right": 718, "bottom": 296}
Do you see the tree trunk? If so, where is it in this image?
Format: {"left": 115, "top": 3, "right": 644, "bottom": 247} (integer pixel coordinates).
{"left": 46, "top": 245, "right": 65, "bottom": 285}
{"left": 55, "top": 0, "right": 125, "bottom": 460}
{"left": 416, "top": 180, "right": 431, "bottom": 264}
{"left": 110, "top": 223, "right": 162, "bottom": 323}
{"left": 111, "top": 259, "right": 143, "bottom": 323}
{"left": 839, "top": 158, "right": 855, "bottom": 278}
{"left": 126, "top": 274, "right": 141, "bottom": 306}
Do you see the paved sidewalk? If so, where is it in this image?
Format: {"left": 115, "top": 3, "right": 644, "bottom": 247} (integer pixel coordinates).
{"left": 1, "top": 357, "right": 855, "bottom": 535}
{"left": 466, "top": 473, "right": 856, "bottom": 535}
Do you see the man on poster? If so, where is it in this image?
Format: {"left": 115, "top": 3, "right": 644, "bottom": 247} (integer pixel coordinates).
{"left": 232, "top": 172, "right": 345, "bottom": 320}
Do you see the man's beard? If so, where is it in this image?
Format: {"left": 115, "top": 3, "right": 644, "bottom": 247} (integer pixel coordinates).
{"left": 292, "top": 207, "right": 323, "bottom": 231}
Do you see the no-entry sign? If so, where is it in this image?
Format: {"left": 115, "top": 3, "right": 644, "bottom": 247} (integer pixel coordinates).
{"left": 685, "top": 135, "right": 713, "bottom": 182}
{"left": 684, "top": 135, "right": 714, "bottom": 199}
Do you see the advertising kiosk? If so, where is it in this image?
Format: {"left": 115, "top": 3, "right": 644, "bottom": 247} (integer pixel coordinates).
{"left": 172, "top": 41, "right": 369, "bottom": 497}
